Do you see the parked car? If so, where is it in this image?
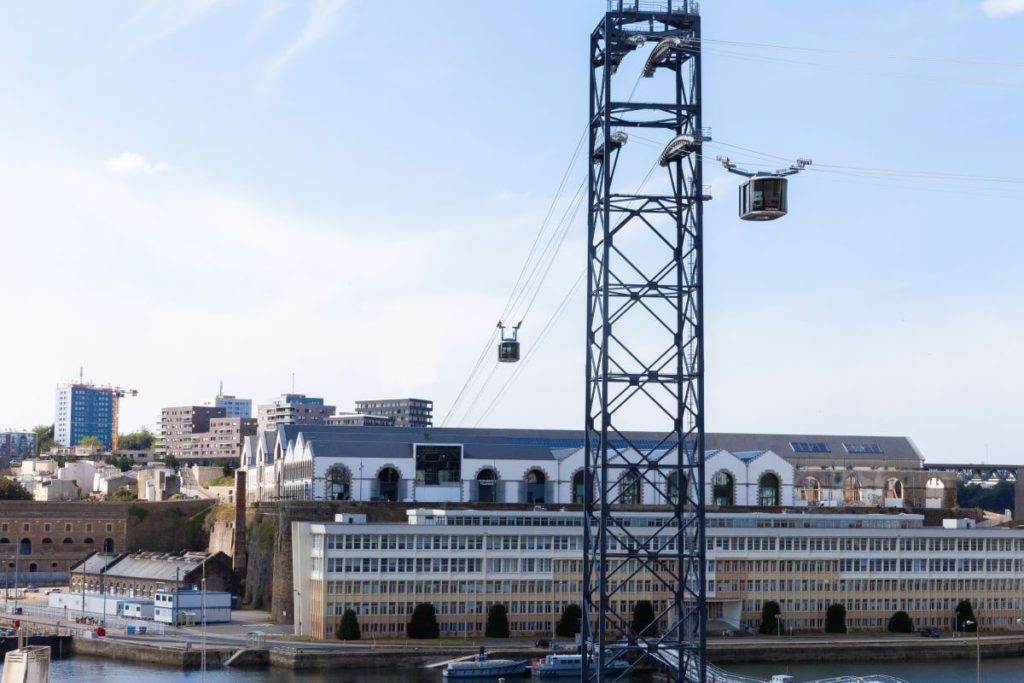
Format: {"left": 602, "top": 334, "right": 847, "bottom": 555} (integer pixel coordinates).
{"left": 45, "top": 588, "right": 62, "bottom": 595}
{"left": 534, "top": 639, "right": 551, "bottom": 649}
{"left": 921, "top": 627, "right": 941, "bottom": 638}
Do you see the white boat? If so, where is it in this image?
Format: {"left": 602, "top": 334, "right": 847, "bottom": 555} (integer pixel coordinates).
{"left": 1, "top": 631, "right": 50, "bottom": 683}
{"left": 442, "top": 648, "right": 528, "bottom": 679}
{"left": 530, "top": 652, "right": 629, "bottom": 678}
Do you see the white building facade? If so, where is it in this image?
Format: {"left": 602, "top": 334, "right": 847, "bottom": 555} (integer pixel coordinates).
{"left": 292, "top": 508, "right": 1024, "bottom": 641}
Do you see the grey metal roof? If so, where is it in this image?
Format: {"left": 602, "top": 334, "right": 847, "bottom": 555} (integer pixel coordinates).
{"left": 73, "top": 552, "right": 213, "bottom": 581}
{"left": 280, "top": 426, "right": 924, "bottom": 467}
{"left": 71, "top": 552, "right": 120, "bottom": 574}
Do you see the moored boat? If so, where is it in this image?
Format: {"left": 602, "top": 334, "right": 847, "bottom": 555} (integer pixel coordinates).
{"left": 530, "top": 652, "right": 629, "bottom": 678}
{"left": 442, "top": 647, "right": 528, "bottom": 679}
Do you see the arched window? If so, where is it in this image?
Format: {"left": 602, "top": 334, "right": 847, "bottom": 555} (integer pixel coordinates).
{"left": 0, "top": 538, "right": 9, "bottom": 544}
{"left": 28, "top": 563, "right": 37, "bottom": 572}
{"left": 103, "top": 538, "right": 114, "bottom": 554}
{"left": 799, "top": 477, "right": 821, "bottom": 503}
{"left": 476, "top": 468, "right": 498, "bottom": 503}
{"left": 83, "top": 537, "right": 95, "bottom": 545}
{"left": 571, "top": 470, "right": 588, "bottom": 505}
{"left": 18, "top": 539, "right": 31, "bottom": 556}
{"left": 712, "top": 471, "right": 734, "bottom": 506}
{"left": 525, "top": 469, "right": 546, "bottom": 504}
{"left": 885, "top": 478, "right": 903, "bottom": 500}
{"left": 376, "top": 468, "right": 400, "bottom": 502}
{"left": 925, "top": 477, "right": 945, "bottom": 506}
{"left": 843, "top": 477, "right": 862, "bottom": 503}
{"left": 41, "top": 538, "right": 52, "bottom": 545}
{"left": 325, "top": 464, "right": 352, "bottom": 501}
{"left": 758, "top": 473, "right": 780, "bottom": 507}
{"left": 665, "top": 471, "right": 686, "bottom": 506}
{"left": 619, "top": 467, "right": 642, "bottom": 505}
{"left": 62, "top": 538, "right": 74, "bottom": 544}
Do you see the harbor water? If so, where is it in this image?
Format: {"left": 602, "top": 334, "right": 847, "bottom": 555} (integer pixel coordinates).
{"left": 7, "top": 656, "right": 1024, "bottom": 683}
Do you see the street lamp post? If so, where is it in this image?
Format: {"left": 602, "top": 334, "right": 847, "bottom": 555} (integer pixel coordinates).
{"left": 964, "top": 619, "right": 979, "bottom": 683}
{"left": 294, "top": 589, "right": 302, "bottom": 637}
{"left": 776, "top": 613, "right": 782, "bottom": 638}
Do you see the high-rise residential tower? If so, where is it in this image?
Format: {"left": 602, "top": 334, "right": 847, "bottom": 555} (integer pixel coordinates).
{"left": 55, "top": 383, "right": 117, "bottom": 451}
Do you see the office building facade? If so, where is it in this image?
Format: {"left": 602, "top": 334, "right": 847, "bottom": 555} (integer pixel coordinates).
{"left": 55, "top": 384, "right": 116, "bottom": 451}
{"left": 355, "top": 398, "right": 432, "bottom": 428}
{"left": 211, "top": 394, "right": 252, "bottom": 419}
{"left": 292, "top": 508, "right": 1024, "bottom": 640}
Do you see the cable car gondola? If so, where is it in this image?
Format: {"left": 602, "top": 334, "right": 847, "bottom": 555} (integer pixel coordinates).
{"left": 717, "top": 156, "right": 811, "bottom": 221}
{"left": 497, "top": 321, "right": 521, "bottom": 363}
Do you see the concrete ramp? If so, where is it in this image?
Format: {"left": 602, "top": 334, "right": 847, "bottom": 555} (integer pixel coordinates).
{"left": 223, "top": 648, "right": 269, "bottom": 669}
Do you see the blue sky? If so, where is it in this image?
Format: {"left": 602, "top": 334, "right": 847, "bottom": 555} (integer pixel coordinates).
{"left": 1, "top": 1, "right": 1022, "bottom": 464}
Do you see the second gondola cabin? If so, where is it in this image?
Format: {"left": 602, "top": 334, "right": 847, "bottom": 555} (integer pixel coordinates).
{"left": 498, "top": 338, "right": 520, "bottom": 363}
{"left": 738, "top": 175, "right": 788, "bottom": 221}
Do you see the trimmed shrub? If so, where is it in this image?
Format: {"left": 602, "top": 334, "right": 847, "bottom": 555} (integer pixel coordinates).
{"left": 337, "top": 609, "right": 360, "bottom": 640}
{"left": 632, "top": 600, "right": 657, "bottom": 636}
{"left": 485, "top": 604, "right": 510, "bottom": 638}
{"left": 888, "top": 610, "right": 914, "bottom": 633}
{"left": 758, "top": 601, "right": 781, "bottom": 635}
{"left": 408, "top": 602, "right": 439, "bottom": 639}
{"left": 825, "top": 604, "right": 847, "bottom": 634}
{"left": 555, "top": 604, "right": 582, "bottom": 638}
{"left": 955, "top": 600, "right": 977, "bottom": 632}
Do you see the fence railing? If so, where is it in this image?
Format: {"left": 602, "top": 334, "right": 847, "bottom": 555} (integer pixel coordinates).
{"left": 607, "top": 0, "right": 700, "bottom": 14}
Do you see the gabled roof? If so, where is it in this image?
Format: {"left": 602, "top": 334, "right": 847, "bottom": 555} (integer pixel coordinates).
{"left": 272, "top": 426, "right": 924, "bottom": 468}
{"left": 71, "top": 551, "right": 225, "bottom": 582}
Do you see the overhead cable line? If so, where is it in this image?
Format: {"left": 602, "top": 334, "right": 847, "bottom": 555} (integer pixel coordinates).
{"left": 443, "top": 126, "right": 588, "bottom": 426}
{"left": 695, "top": 37, "right": 1024, "bottom": 69}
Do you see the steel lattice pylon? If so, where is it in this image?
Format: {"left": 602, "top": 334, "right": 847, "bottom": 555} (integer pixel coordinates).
{"left": 583, "top": 1, "right": 706, "bottom": 682}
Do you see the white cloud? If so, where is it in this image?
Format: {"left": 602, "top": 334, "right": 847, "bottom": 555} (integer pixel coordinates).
{"left": 265, "top": 0, "right": 347, "bottom": 86}
{"left": 981, "top": 0, "right": 1024, "bottom": 17}
{"left": 106, "top": 152, "right": 171, "bottom": 175}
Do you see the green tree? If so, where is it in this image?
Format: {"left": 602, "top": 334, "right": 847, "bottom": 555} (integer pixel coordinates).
{"left": 32, "top": 424, "right": 56, "bottom": 455}
{"left": 336, "top": 609, "right": 361, "bottom": 640}
{"left": 408, "top": 602, "right": 439, "bottom": 639}
{"left": 887, "top": 611, "right": 914, "bottom": 633}
{"left": 78, "top": 436, "right": 103, "bottom": 450}
{"left": 485, "top": 603, "right": 510, "bottom": 638}
{"left": 105, "top": 455, "right": 135, "bottom": 472}
{"left": 0, "top": 478, "right": 33, "bottom": 501}
{"left": 824, "top": 604, "right": 847, "bottom": 634}
{"left": 110, "top": 487, "right": 138, "bottom": 501}
{"left": 222, "top": 462, "right": 237, "bottom": 478}
{"left": 555, "top": 604, "right": 582, "bottom": 638}
{"left": 955, "top": 600, "right": 977, "bottom": 632}
{"left": 957, "top": 480, "right": 1015, "bottom": 515}
{"left": 117, "top": 428, "right": 155, "bottom": 451}
{"left": 163, "top": 454, "right": 179, "bottom": 470}
{"left": 632, "top": 600, "right": 657, "bottom": 636}
{"left": 758, "top": 600, "right": 781, "bottom": 635}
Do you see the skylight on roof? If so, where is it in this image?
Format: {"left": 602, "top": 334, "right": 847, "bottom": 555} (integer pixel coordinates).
{"left": 790, "top": 441, "right": 830, "bottom": 453}
{"left": 844, "top": 443, "right": 883, "bottom": 454}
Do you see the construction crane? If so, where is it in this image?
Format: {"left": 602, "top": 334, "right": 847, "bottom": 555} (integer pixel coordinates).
{"left": 110, "top": 387, "right": 139, "bottom": 450}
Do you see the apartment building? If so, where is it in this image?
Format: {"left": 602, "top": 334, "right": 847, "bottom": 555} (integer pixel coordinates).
{"left": 191, "top": 417, "right": 258, "bottom": 463}
{"left": 257, "top": 394, "right": 336, "bottom": 433}
{"left": 55, "top": 384, "right": 116, "bottom": 450}
{"left": 159, "top": 406, "right": 224, "bottom": 460}
{"left": 355, "top": 398, "right": 432, "bottom": 428}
